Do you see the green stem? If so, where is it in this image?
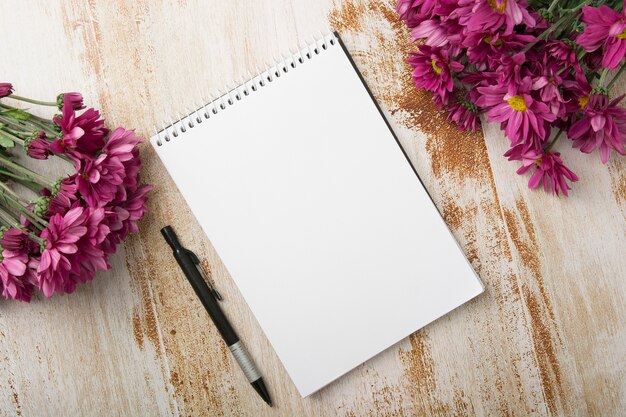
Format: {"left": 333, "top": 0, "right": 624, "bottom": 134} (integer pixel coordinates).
{"left": 1, "top": 129, "right": 28, "bottom": 146}
{"left": 0, "top": 169, "right": 43, "bottom": 192}
{"left": 25, "top": 119, "right": 57, "bottom": 137}
{"left": 0, "top": 114, "right": 29, "bottom": 131}
{"left": 0, "top": 190, "right": 47, "bottom": 230}
{"left": 608, "top": 62, "right": 626, "bottom": 89}
{"left": 0, "top": 104, "right": 58, "bottom": 135}
{"left": 0, "top": 157, "right": 55, "bottom": 189}
{"left": 0, "top": 204, "right": 45, "bottom": 244}
{"left": 599, "top": 68, "right": 610, "bottom": 87}
{"left": 545, "top": 130, "right": 564, "bottom": 152}
{"left": 0, "top": 129, "right": 25, "bottom": 147}
{"left": 563, "top": 0, "right": 592, "bottom": 12}
{"left": 0, "top": 181, "right": 30, "bottom": 205}
{"left": 547, "top": 0, "right": 561, "bottom": 13}
{"left": 53, "top": 153, "right": 73, "bottom": 164}
{"left": 523, "top": 12, "right": 571, "bottom": 52}
{"left": 28, "top": 113, "right": 57, "bottom": 125}
{"left": 9, "top": 94, "right": 57, "bottom": 107}
{"left": 4, "top": 127, "right": 29, "bottom": 139}
{"left": 0, "top": 205, "right": 22, "bottom": 230}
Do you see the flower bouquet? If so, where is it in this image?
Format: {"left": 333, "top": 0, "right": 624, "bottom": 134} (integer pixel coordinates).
{"left": 398, "top": 0, "right": 626, "bottom": 196}
{"left": 0, "top": 83, "right": 151, "bottom": 301}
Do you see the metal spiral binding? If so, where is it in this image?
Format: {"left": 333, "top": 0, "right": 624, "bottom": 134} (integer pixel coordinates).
{"left": 154, "top": 31, "right": 337, "bottom": 146}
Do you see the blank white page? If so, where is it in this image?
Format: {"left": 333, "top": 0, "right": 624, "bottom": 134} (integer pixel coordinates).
{"left": 151, "top": 33, "right": 483, "bottom": 397}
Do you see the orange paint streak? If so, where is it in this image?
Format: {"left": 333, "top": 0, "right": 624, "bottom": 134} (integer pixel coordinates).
{"left": 502, "top": 200, "right": 564, "bottom": 415}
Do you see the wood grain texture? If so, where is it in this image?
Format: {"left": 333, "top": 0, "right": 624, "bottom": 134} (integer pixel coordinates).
{"left": 0, "top": 0, "right": 625, "bottom": 416}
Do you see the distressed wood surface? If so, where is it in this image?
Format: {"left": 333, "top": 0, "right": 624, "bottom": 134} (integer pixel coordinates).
{"left": 0, "top": 1, "right": 625, "bottom": 416}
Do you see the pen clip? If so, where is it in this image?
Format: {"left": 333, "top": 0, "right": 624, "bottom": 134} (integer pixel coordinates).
{"left": 186, "top": 249, "right": 223, "bottom": 301}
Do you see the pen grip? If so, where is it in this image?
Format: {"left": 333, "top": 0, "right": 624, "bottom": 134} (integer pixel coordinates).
{"left": 173, "top": 249, "right": 239, "bottom": 345}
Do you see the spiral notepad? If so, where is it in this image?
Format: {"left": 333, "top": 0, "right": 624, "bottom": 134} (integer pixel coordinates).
{"left": 150, "top": 32, "right": 483, "bottom": 397}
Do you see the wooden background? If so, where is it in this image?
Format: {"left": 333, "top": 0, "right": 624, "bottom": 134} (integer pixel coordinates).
{"left": 1, "top": 0, "right": 625, "bottom": 416}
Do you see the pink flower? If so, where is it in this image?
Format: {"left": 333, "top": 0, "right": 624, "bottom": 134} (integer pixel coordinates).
{"left": 51, "top": 101, "right": 108, "bottom": 157}
{"left": 408, "top": 45, "right": 463, "bottom": 106}
{"left": 0, "top": 254, "right": 36, "bottom": 302}
{"left": 463, "top": 0, "right": 535, "bottom": 35}
{"left": 46, "top": 177, "right": 79, "bottom": 217}
{"left": 505, "top": 144, "right": 578, "bottom": 196}
{"left": 104, "top": 128, "right": 143, "bottom": 189}
{"left": 577, "top": 5, "right": 626, "bottom": 69}
{"left": 1, "top": 228, "right": 31, "bottom": 253}
{"left": 411, "top": 0, "right": 464, "bottom": 48}
{"left": 76, "top": 154, "right": 126, "bottom": 207}
{"left": 533, "top": 74, "right": 566, "bottom": 119}
{"left": 0, "top": 83, "right": 13, "bottom": 98}
{"left": 26, "top": 131, "right": 52, "bottom": 160}
{"left": 563, "top": 77, "right": 592, "bottom": 116}
{"left": 0, "top": 228, "right": 37, "bottom": 301}
{"left": 59, "top": 92, "right": 85, "bottom": 110}
{"left": 495, "top": 52, "right": 527, "bottom": 86}
{"left": 546, "top": 41, "right": 579, "bottom": 68}
{"left": 568, "top": 93, "right": 626, "bottom": 163}
{"left": 119, "top": 184, "right": 152, "bottom": 236}
{"left": 38, "top": 206, "right": 88, "bottom": 297}
{"left": 464, "top": 32, "right": 535, "bottom": 66}
{"left": 397, "top": 0, "right": 438, "bottom": 28}
{"left": 447, "top": 100, "right": 481, "bottom": 131}
{"left": 476, "top": 77, "right": 556, "bottom": 146}
{"left": 84, "top": 207, "right": 110, "bottom": 247}
{"left": 66, "top": 208, "right": 111, "bottom": 289}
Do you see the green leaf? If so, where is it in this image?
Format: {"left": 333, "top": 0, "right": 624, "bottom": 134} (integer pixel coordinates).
{"left": 0, "top": 134, "right": 15, "bottom": 148}
{"left": 1, "top": 109, "right": 31, "bottom": 121}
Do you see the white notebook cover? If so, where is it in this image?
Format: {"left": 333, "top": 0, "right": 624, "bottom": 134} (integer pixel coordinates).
{"left": 151, "top": 33, "right": 483, "bottom": 397}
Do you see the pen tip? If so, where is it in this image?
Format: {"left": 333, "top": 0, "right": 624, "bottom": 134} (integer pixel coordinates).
{"left": 252, "top": 378, "right": 272, "bottom": 406}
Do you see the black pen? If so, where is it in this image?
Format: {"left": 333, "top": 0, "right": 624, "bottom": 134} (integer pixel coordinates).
{"left": 160, "top": 226, "right": 272, "bottom": 406}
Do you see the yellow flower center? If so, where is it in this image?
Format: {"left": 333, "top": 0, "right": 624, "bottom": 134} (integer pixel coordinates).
{"left": 507, "top": 95, "right": 527, "bottom": 112}
{"left": 487, "top": 0, "right": 506, "bottom": 12}
{"left": 484, "top": 35, "right": 503, "bottom": 46}
{"left": 618, "top": 28, "right": 626, "bottom": 39}
{"left": 431, "top": 59, "right": 443, "bottom": 74}
{"left": 578, "top": 96, "right": 590, "bottom": 110}
{"left": 535, "top": 158, "right": 542, "bottom": 167}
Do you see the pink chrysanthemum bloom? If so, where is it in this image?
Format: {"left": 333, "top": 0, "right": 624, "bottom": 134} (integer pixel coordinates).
{"left": 408, "top": 45, "right": 463, "bottom": 107}
{"left": 0, "top": 253, "right": 36, "bottom": 302}
{"left": 397, "top": 0, "right": 438, "bottom": 28}
{"left": 577, "top": 5, "right": 626, "bottom": 70}
{"left": 38, "top": 206, "right": 88, "bottom": 297}
{"left": 568, "top": 93, "right": 626, "bottom": 163}
{"left": 0, "top": 229, "right": 37, "bottom": 301}
{"left": 76, "top": 153, "right": 126, "bottom": 207}
{"left": 45, "top": 177, "right": 79, "bottom": 217}
{"left": 58, "top": 92, "right": 85, "bottom": 111}
{"left": 546, "top": 41, "right": 578, "bottom": 67}
{"left": 463, "top": 32, "right": 535, "bottom": 66}
{"left": 0, "top": 83, "right": 13, "bottom": 98}
{"left": 462, "top": 0, "right": 536, "bottom": 35}
{"left": 118, "top": 184, "right": 152, "bottom": 237}
{"left": 533, "top": 73, "right": 566, "bottom": 119}
{"left": 505, "top": 144, "right": 578, "bottom": 196}
{"left": 26, "top": 131, "right": 52, "bottom": 160}
{"left": 476, "top": 77, "right": 556, "bottom": 146}
{"left": 495, "top": 52, "right": 527, "bottom": 86}
{"left": 447, "top": 100, "right": 482, "bottom": 131}
{"left": 51, "top": 101, "right": 108, "bottom": 157}
{"left": 411, "top": 0, "right": 465, "bottom": 48}
{"left": 66, "top": 207, "right": 111, "bottom": 290}
{"left": 1, "top": 228, "right": 31, "bottom": 253}
{"left": 104, "top": 128, "right": 143, "bottom": 189}
{"left": 563, "top": 77, "right": 592, "bottom": 116}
